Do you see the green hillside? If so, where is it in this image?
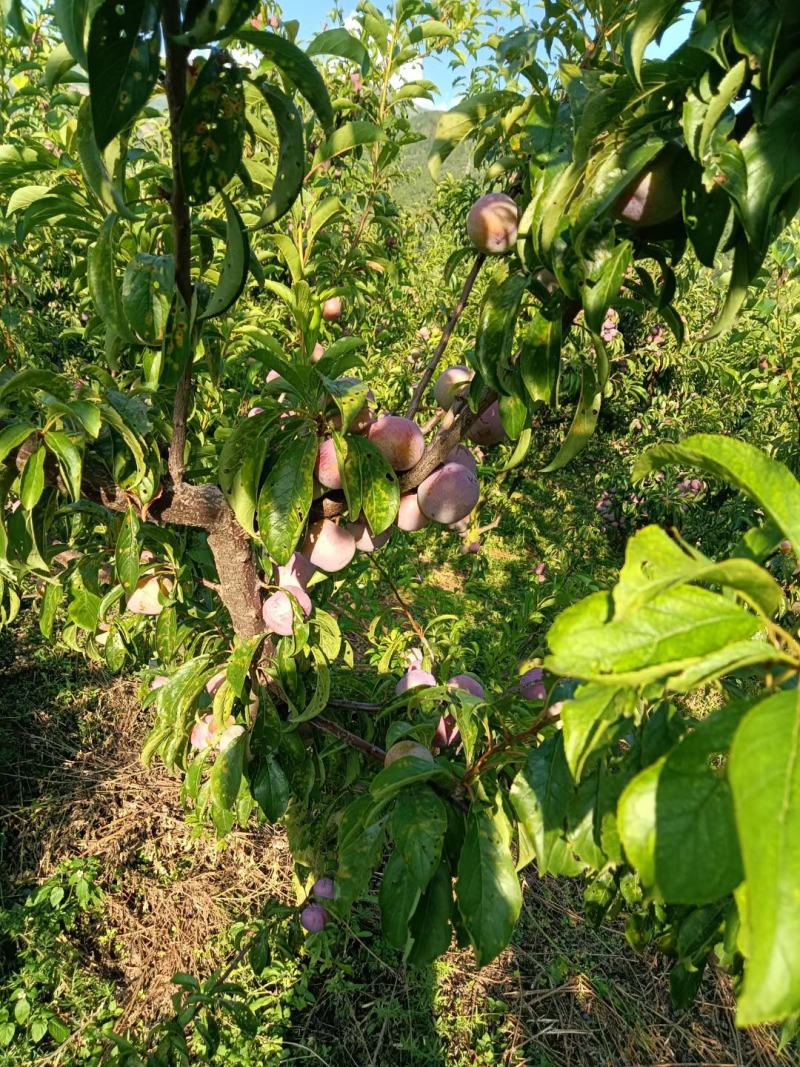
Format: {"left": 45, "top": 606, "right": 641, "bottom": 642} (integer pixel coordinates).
{"left": 393, "top": 109, "right": 475, "bottom": 209}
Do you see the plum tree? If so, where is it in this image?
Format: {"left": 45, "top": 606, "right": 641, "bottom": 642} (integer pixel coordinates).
{"left": 466, "top": 192, "right": 519, "bottom": 254}
{"left": 396, "top": 491, "right": 430, "bottom": 531}
{"left": 417, "top": 462, "right": 479, "bottom": 524}
{"left": 367, "top": 415, "right": 425, "bottom": 470}
{"left": 434, "top": 365, "right": 473, "bottom": 409}
{"left": 612, "top": 144, "right": 683, "bottom": 229}
{"left": 383, "top": 740, "right": 434, "bottom": 767}
{"left": 467, "top": 401, "right": 507, "bottom": 447}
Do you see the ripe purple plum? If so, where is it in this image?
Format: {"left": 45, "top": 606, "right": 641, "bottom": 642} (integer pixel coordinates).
{"left": 433, "top": 713, "right": 459, "bottom": 750}
{"left": 206, "top": 670, "right": 226, "bottom": 697}
{"left": 262, "top": 586, "right": 312, "bottom": 635}
{"left": 397, "top": 491, "right": 430, "bottom": 532}
{"left": 347, "top": 516, "right": 392, "bottom": 553}
{"left": 313, "top": 877, "right": 335, "bottom": 900}
{"left": 322, "top": 296, "right": 342, "bottom": 322}
{"left": 613, "top": 144, "right": 683, "bottom": 228}
{"left": 519, "top": 667, "right": 546, "bottom": 701}
{"left": 434, "top": 365, "right": 473, "bottom": 409}
{"left": 466, "top": 192, "right": 519, "bottom": 254}
{"left": 315, "top": 437, "right": 342, "bottom": 490}
{"left": 384, "top": 739, "right": 434, "bottom": 767}
{"left": 247, "top": 406, "right": 264, "bottom": 418}
{"left": 301, "top": 904, "right": 328, "bottom": 932}
{"left": 275, "top": 551, "right": 316, "bottom": 590}
{"left": 367, "top": 415, "right": 425, "bottom": 471}
{"left": 303, "top": 519, "right": 356, "bottom": 573}
{"left": 395, "top": 668, "right": 437, "bottom": 695}
{"left": 467, "top": 401, "right": 507, "bottom": 447}
{"left": 447, "top": 674, "right": 484, "bottom": 698}
{"left": 447, "top": 444, "right": 477, "bottom": 474}
{"left": 311, "top": 341, "right": 325, "bottom": 363}
{"left": 418, "top": 462, "right": 479, "bottom": 525}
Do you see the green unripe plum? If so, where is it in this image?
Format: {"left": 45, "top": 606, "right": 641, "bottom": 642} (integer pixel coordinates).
{"left": 418, "top": 462, "right": 479, "bottom": 525}
{"left": 397, "top": 491, "right": 430, "bottom": 531}
{"left": 303, "top": 519, "right": 356, "bottom": 573}
{"left": 367, "top": 415, "right": 425, "bottom": 471}
{"left": 467, "top": 401, "right": 507, "bottom": 447}
{"left": 613, "top": 144, "right": 683, "bottom": 229}
{"left": 384, "top": 739, "right": 434, "bottom": 767}
{"left": 315, "top": 437, "right": 342, "bottom": 490}
{"left": 434, "top": 365, "right": 473, "bottom": 409}
{"left": 466, "top": 192, "right": 519, "bottom": 255}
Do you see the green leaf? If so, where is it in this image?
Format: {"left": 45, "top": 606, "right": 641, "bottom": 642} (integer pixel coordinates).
{"left": 369, "top": 757, "right": 447, "bottom": 806}
{"left": 582, "top": 241, "right": 632, "bottom": 335}
{"left": 379, "top": 849, "right": 421, "bottom": 951}
{"left": 160, "top": 291, "right": 194, "bottom": 387}
{"left": 252, "top": 754, "right": 290, "bottom": 821}
{"left": 143, "top": 655, "right": 211, "bottom": 768}
{"left": 54, "top": 0, "right": 91, "bottom": 66}
{"left": 76, "top": 97, "right": 134, "bottom": 220}
{"left": 541, "top": 364, "right": 601, "bottom": 472}
{"left": 633, "top": 434, "right": 800, "bottom": 555}
{"left": 19, "top": 445, "right": 46, "bottom": 511}
{"left": 510, "top": 734, "right": 582, "bottom": 876}
{"left": 155, "top": 604, "right": 178, "bottom": 663}
{"left": 320, "top": 374, "right": 369, "bottom": 434}
{"left": 456, "top": 803, "right": 522, "bottom": 966}
{"left": 88, "top": 214, "right": 135, "bottom": 342}
{"left": 0, "top": 423, "right": 35, "bottom": 464}
{"left": 255, "top": 81, "right": 305, "bottom": 227}
{"left": 406, "top": 859, "right": 453, "bottom": 967}
{"left": 428, "top": 91, "right": 521, "bottom": 181}
{"left": 730, "top": 689, "right": 800, "bottom": 1025}
{"left": 200, "top": 193, "right": 249, "bottom": 319}
{"left": 561, "top": 685, "right": 625, "bottom": 781}
{"left": 39, "top": 581, "right": 64, "bottom": 639}
{"left": 45, "top": 42, "right": 77, "bottom": 88}
{"left": 624, "top": 0, "right": 686, "bottom": 86}
{"left": 122, "top": 253, "right": 175, "bottom": 346}
{"left": 618, "top": 703, "right": 747, "bottom": 905}
{"left": 307, "top": 28, "right": 370, "bottom": 74}
{"left": 547, "top": 583, "right": 763, "bottom": 687}
{"left": 389, "top": 787, "right": 447, "bottom": 889}
{"left": 180, "top": 51, "right": 245, "bottom": 205}
{"left": 519, "top": 310, "right": 561, "bottom": 408}
{"left": 237, "top": 30, "right": 334, "bottom": 133}
{"left": 347, "top": 435, "right": 399, "bottom": 535}
{"left": 257, "top": 435, "right": 317, "bottom": 564}
{"left": 44, "top": 431, "right": 82, "bottom": 500}
{"left": 227, "top": 632, "right": 268, "bottom": 698}
{"left": 179, "top": 0, "right": 258, "bottom": 45}
{"left": 87, "top": 0, "right": 161, "bottom": 149}
{"left": 474, "top": 266, "right": 527, "bottom": 397}
{"left": 312, "top": 121, "right": 385, "bottom": 168}
{"left": 219, "top": 408, "right": 280, "bottom": 536}
{"left": 210, "top": 729, "right": 246, "bottom": 813}
{"left": 115, "top": 507, "right": 140, "bottom": 597}
{"left": 335, "top": 794, "right": 386, "bottom": 909}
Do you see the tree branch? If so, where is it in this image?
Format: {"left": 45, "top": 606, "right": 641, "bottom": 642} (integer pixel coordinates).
{"left": 406, "top": 253, "right": 485, "bottom": 419}
{"left": 162, "top": 0, "right": 193, "bottom": 485}
{"left": 312, "top": 715, "right": 386, "bottom": 763}
{"left": 399, "top": 391, "right": 497, "bottom": 492}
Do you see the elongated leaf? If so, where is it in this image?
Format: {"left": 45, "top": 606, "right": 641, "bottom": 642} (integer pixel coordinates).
{"left": 428, "top": 91, "right": 521, "bottom": 181}
{"left": 180, "top": 51, "right": 245, "bottom": 205}
{"left": 19, "top": 446, "right": 46, "bottom": 511}
{"left": 730, "top": 689, "right": 800, "bottom": 1025}
{"left": 54, "top": 0, "right": 91, "bottom": 66}
{"left": 633, "top": 434, "right": 800, "bottom": 555}
{"left": 379, "top": 850, "right": 421, "bottom": 950}
{"left": 39, "top": 581, "right": 64, "bottom": 639}
{"left": 257, "top": 435, "right": 316, "bottom": 564}
{"left": 255, "top": 81, "right": 305, "bottom": 227}
{"left": 519, "top": 310, "right": 561, "bottom": 408}
{"left": 159, "top": 292, "right": 194, "bottom": 387}
{"left": 87, "top": 0, "right": 161, "bottom": 149}
{"left": 252, "top": 754, "right": 289, "bottom": 821}
{"left": 619, "top": 703, "right": 747, "bottom": 904}
{"left": 456, "top": 803, "right": 522, "bottom": 966}
{"left": 179, "top": 0, "right": 258, "bottom": 45}
{"left": 541, "top": 364, "right": 601, "bottom": 472}
{"left": 561, "top": 685, "right": 625, "bottom": 781}
{"left": 390, "top": 787, "right": 447, "bottom": 889}
{"left": 88, "top": 214, "right": 135, "bottom": 342}
{"left": 347, "top": 435, "right": 399, "bottom": 535}
{"left": 583, "top": 241, "right": 632, "bottom": 335}
{"left": 210, "top": 730, "right": 246, "bottom": 813}
{"left": 335, "top": 794, "right": 385, "bottom": 909}
{"left": 200, "top": 193, "right": 249, "bottom": 319}
{"left": 474, "top": 267, "right": 528, "bottom": 397}
{"left": 0, "top": 423, "right": 36, "bottom": 464}
{"left": 115, "top": 507, "right": 140, "bottom": 597}
{"left": 307, "top": 28, "right": 370, "bottom": 74}
{"left": 122, "top": 253, "right": 175, "bottom": 345}
{"left": 510, "top": 734, "right": 583, "bottom": 876}
{"left": 406, "top": 859, "right": 453, "bottom": 967}
{"left": 312, "top": 121, "right": 384, "bottom": 168}
{"left": 76, "top": 97, "right": 134, "bottom": 219}
{"left": 237, "top": 30, "right": 334, "bottom": 133}
{"left": 219, "top": 408, "right": 280, "bottom": 536}
{"left": 624, "top": 0, "right": 686, "bottom": 86}
{"left": 44, "top": 431, "right": 82, "bottom": 500}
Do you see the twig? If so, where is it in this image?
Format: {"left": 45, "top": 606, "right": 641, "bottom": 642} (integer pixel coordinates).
{"left": 312, "top": 715, "right": 386, "bottom": 763}
{"left": 462, "top": 709, "right": 551, "bottom": 787}
{"left": 327, "top": 697, "right": 384, "bottom": 712}
{"left": 406, "top": 253, "right": 485, "bottom": 418}
{"left": 368, "top": 553, "right": 432, "bottom": 656}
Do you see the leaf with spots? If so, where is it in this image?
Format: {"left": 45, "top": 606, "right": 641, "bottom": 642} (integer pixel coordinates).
{"left": 179, "top": 0, "right": 258, "bottom": 47}
{"left": 237, "top": 30, "right": 334, "bottom": 134}
{"left": 199, "top": 193, "right": 249, "bottom": 320}
{"left": 541, "top": 364, "right": 602, "bottom": 472}
{"left": 180, "top": 51, "right": 245, "bottom": 205}
{"left": 257, "top": 435, "right": 317, "bottom": 565}
{"left": 254, "top": 80, "right": 305, "bottom": 227}
{"left": 122, "top": 253, "right": 175, "bottom": 346}
{"left": 87, "top": 0, "right": 161, "bottom": 150}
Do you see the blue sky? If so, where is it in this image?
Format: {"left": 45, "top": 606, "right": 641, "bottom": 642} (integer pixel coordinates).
{"left": 293, "top": 2, "right": 698, "bottom": 109}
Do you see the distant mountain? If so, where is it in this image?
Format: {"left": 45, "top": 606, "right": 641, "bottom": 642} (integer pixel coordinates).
{"left": 392, "top": 109, "right": 474, "bottom": 209}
